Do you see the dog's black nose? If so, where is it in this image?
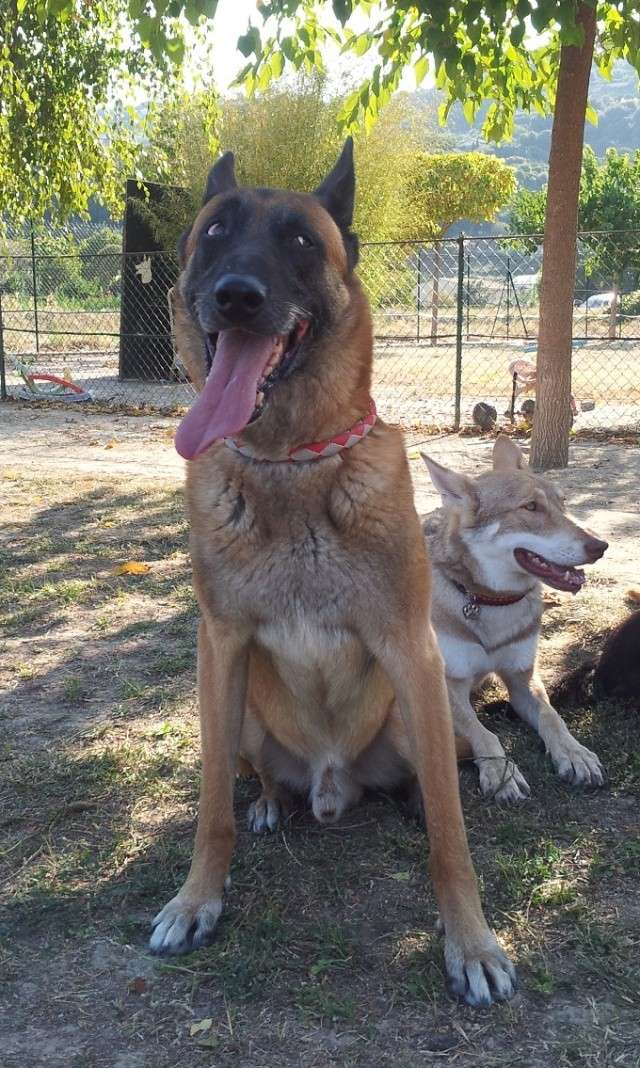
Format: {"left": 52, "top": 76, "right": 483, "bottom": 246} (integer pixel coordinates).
{"left": 214, "top": 274, "right": 266, "bottom": 320}
{"left": 583, "top": 535, "right": 608, "bottom": 562}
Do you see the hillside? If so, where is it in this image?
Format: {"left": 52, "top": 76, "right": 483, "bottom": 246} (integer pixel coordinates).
{"left": 431, "top": 62, "right": 640, "bottom": 191}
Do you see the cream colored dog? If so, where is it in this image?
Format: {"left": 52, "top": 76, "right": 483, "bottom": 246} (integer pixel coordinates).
{"left": 422, "top": 435, "right": 608, "bottom": 802}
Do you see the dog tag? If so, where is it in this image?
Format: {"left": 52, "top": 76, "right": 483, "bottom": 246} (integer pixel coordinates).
{"left": 462, "top": 597, "right": 480, "bottom": 620}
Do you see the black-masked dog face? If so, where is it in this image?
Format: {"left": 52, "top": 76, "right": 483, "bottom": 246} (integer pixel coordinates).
{"left": 174, "top": 141, "right": 359, "bottom": 458}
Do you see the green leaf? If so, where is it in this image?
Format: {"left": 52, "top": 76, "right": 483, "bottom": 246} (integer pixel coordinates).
{"left": 510, "top": 22, "right": 526, "bottom": 47}
{"left": 585, "top": 103, "right": 598, "bottom": 126}
{"left": 184, "top": 0, "right": 203, "bottom": 25}
{"left": 462, "top": 98, "right": 477, "bottom": 124}
{"left": 352, "top": 34, "right": 371, "bottom": 57}
{"left": 332, "top": 0, "right": 352, "bottom": 23}
{"left": 414, "top": 55, "right": 429, "bottom": 86}
{"left": 281, "top": 37, "right": 296, "bottom": 61}
{"left": 237, "top": 27, "right": 261, "bottom": 58}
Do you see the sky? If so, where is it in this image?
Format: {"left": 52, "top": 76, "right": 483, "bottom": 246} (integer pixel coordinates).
{"left": 207, "top": 0, "right": 423, "bottom": 93}
{"left": 210, "top": 0, "right": 256, "bottom": 90}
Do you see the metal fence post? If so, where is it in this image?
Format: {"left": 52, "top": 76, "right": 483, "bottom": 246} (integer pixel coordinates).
{"left": 506, "top": 255, "right": 511, "bottom": 338}
{"left": 466, "top": 252, "right": 470, "bottom": 339}
{"left": 416, "top": 249, "right": 421, "bottom": 341}
{"left": 454, "top": 233, "right": 464, "bottom": 430}
{"left": 0, "top": 287, "right": 6, "bottom": 400}
{"left": 30, "top": 221, "right": 40, "bottom": 354}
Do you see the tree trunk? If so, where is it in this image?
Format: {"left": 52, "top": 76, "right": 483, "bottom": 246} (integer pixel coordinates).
{"left": 430, "top": 239, "right": 442, "bottom": 342}
{"left": 529, "top": 2, "right": 597, "bottom": 471}
{"left": 608, "top": 279, "right": 619, "bottom": 340}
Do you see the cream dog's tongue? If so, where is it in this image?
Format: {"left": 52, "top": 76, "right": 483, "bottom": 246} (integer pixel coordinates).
{"left": 175, "top": 329, "right": 278, "bottom": 459}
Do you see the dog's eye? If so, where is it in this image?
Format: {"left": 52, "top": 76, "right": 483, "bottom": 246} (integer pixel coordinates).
{"left": 523, "top": 501, "right": 537, "bottom": 512}
{"left": 207, "top": 221, "right": 225, "bottom": 237}
{"left": 294, "top": 234, "right": 313, "bottom": 248}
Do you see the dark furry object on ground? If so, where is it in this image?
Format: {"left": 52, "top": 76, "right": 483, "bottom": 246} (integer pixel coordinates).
{"left": 552, "top": 594, "right": 640, "bottom": 705}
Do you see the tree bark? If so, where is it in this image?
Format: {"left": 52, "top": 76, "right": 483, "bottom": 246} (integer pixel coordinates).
{"left": 530, "top": 2, "right": 597, "bottom": 471}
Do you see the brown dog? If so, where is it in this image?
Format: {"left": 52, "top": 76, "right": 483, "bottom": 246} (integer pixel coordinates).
{"left": 150, "top": 141, "right": 516, "bottom": 1006}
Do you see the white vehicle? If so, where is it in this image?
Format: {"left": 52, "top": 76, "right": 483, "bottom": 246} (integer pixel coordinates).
{"left": 576, "top": 291, "right": 615, "bottom": 312}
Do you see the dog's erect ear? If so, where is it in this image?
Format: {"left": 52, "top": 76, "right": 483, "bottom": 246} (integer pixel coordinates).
{"left": 421, "top": 454, "right": 475, "bottom": 509}
{"left": 314, "top": 138, "right": 355, "bottom": 232}
{"left": 203, "top": 151, "right": 237, "bottom": 205}
{"left": 492, "top": 434, "right": 526, "bottom": 472}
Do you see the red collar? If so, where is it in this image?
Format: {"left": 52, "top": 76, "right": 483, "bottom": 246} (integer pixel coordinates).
{"left": 452, "top": 579, "right": 530, "bottom": 619}
{"left": 225, "top": 399, "right": 377, "bottom": 463}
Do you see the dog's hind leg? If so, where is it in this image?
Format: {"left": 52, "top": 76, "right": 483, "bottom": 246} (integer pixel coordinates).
{"left": 504, "top": 667, "right": 604, "bottom": 787}
{"left": 150, "top": 617, "right": 249, "bottom": 956}
{"left": 240, "top": 709, "right": 296, "bottom": 833}
{"left": 446, "top": 678, "right": 530, "bottom": 803}
{"left": 247, "top": 777, "right": 295, "bottom": 834}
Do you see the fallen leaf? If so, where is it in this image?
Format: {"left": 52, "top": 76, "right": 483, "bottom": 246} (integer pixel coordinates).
{"left": 196, "top": 1035, "right": 220, "bottom": 1049}
{"left": 112, "top": 561, "right": 151, "bottom": 576}
{"left": 389, "top": 870, "right": 411, "bottom": 882}
{"left": 3, "top": 469, "right": 20, "bottom": 481}
{"left": 190, "top": 1019, "right": 213, "bottom": 1037}
{"left": 128, "top": 976, "right": 147, "bottom": 995}
{"left": 407, "top": 449, "right": 422, "bottom": 459}
{"left": 105, "top": 441, "right": 116, "bottom": 449}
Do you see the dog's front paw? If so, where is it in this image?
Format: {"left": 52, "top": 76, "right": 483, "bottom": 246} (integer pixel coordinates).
{"left": 149, "top": 894, "right": 222, "bottom": 956}
{"left": 478, "top": 757, "right": 530, "bottom": 803}
{"left": 444, "top": 929, "right": 517, "bottom": 1007}
{"left": 550, "top": 738, "right": 604, "bottom": 787}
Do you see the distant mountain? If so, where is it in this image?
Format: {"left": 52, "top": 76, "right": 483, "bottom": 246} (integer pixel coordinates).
{"left": 421, "top": 62, "right": 640, "bottom": 193}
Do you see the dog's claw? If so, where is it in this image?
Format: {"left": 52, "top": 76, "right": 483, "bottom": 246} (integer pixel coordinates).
{"left": 149, "top": 897, "right": 222, "bottom": 956}
{"left": 445, "top": 931, "right": 517, "bottom": 1007}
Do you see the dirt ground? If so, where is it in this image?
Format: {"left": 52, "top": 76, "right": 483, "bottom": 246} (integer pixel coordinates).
{"left": 1, "top": 401, "right": 639, "bottom": 1068}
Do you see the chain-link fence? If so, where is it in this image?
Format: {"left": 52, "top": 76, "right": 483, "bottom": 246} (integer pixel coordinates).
{"left": 2, "top": 224, "right": 640, "bottom": 433}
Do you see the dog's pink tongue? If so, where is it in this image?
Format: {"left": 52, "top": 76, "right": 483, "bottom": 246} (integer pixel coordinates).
{"left": 175, "top": 329, "right": 276, "bottom": 459}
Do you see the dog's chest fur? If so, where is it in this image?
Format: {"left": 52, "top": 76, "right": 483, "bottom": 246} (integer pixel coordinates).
{"left": 186, "top": 433, "right": 415, "bottom": 757}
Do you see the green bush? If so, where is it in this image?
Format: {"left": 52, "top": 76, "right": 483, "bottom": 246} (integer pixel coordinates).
{"left": 78, "top": 227, "right": 121, "bottom": 292}
{"left": 30, "top": 227, "right": 122, "bottom": 301}
{"left": 1, "top": 259, "right": 31, "bottom": 296}
{"left": 621, "top": 290, "right": 640, "bottom": 317}
{"left": 33, "top": 230, "right": 89, "bottom": 298}
{"left": 359, "top": 250, "right": 417, "bottom": 310}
